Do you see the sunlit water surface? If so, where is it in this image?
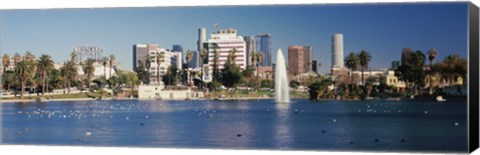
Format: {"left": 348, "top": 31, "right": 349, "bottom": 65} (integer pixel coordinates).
{"left": 1, "top": 99, "right": 467, "bottom": 152}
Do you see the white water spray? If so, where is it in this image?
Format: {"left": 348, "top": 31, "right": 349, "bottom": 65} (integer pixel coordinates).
{"left": 274, "top": 49, "right": 290, "bottom": 103}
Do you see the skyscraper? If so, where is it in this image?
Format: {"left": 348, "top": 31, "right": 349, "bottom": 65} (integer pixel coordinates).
{"left": 204, "top": 28, "right": 246, "bottom": 82}
{"left": 331, "top": 33, "right": 344, "bottom": 69}
{"left": 133, "top": 44, "right": 148, "bottom": 69}
{"left": 312, "top": 60, "right": 318, "bottom": 73}
{"left": 303, "top": 46, "right": 313, "bottom": 72}
{"left": 172, "top": 44, "right": 184, "bottom": 64}
{"left": 133, "top": 44, "right": 159, "bottom": 69}
{"left": 197, "top": 27, "right": 207, "bottom": 52}
{"left": 256, "top": 34, "right": 272, "bottom": 66}
{"left": 244, "top": 36, "right": 256, "bottom": 66}
{"left": 288, "top": 46, "right": 306, "bottom": 75}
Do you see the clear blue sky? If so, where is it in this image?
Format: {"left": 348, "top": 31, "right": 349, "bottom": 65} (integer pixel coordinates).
{"left": 0, "top": 2, "right": 468, "bottom": 73}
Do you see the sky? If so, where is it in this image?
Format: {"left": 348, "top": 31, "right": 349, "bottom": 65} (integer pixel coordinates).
{"left": 0, "top": 2, "right": 469, "bottom": 73}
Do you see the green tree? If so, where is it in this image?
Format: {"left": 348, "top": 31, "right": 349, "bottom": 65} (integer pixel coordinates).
{"left": 358, "top": 50, "right": 372, "bottom": 85}
{"left": 344, "top": 52, "right": 360, "bottom": 90}
{"left": 119, "top": 71, "right": 139, "bottom": 98}
{"left": 2, "top": 54, "right": 10, "bottom": 74}
{"left": 102, "top": 56, "right": 109, "bottom": 78}
{"left": 134, "top": 60, "right": 150, "bottom": 85}
{"left": 14, "top": 60, "right": 36, "bottom": 98}
{"left": 212, "top": 44, "right": 221, "bottom": 82}
{"left": 48, "top": 69, "right": 63, "bottom": 90}
{"left": 13, "top": 53, "right": 22, "bottom": 65}
{"left": 82, "top": 59, "right": 95, "bottom": 92}
{"left": 37, "top": 54, "right": 54, "bottom": 96}
{"left": 290, "top": 80, "right": 300, "bottom": 89}
{"left": 260, "top": 79, "right": 273, "bottom": 89}
{"left": 222, "top": 58, "right": 243, "bottom": 88}
{"left": 308, "top": 78, "right": 333, "bottom": 101}
{"left": 2, "top": 71, "right": 15, "bottom": 92}
{"left": 396, "top": 50, "right": 426, "bottom": 95}
{"left": 427, "top": 48, "right": 437, "bottom": 67}
{"left": 162, "top": 65, "right": 179, "bottom": 86}
{"left": 60, "top": 61, "right": 78, "bottom": 94}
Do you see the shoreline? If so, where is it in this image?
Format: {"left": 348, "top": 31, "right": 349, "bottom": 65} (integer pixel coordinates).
{"left": 1, "top": 96, "right": 466, "bottom": 103}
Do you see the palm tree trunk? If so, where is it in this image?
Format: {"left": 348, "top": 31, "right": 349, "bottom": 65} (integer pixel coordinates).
{"left": 68, "top": 81, "right": 71, "bottom": 95}
{"left": 20, "top": 81, "right": 25, "bottom": 99}
{"left": 42, "top": 70, "right": 46, "bottom": 96}
{"left": 157, "top": 66, "right": 160, "bottom": 86}
{"left": 350, "top": 71, "right": 353, "bottom": 91}
{"left": 361, "top": 67, "right": 365, "bottom": 85}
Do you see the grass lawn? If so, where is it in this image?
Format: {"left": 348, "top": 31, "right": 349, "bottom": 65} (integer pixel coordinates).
{"left": 1, "top": 92, "right": 112, "bottom": 100}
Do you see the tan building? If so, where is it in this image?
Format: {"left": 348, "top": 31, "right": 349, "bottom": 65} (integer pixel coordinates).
{"left": 385, "top": 70, "right": 406, "bottom": 91}
{"left": 257, "top": 66, "right": 273, "bottom": 79}
{"left": 288, "top": 46, "right": 312, "bottom": 76}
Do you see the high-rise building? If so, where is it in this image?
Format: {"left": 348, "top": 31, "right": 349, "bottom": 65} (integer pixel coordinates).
{"left": 244, "top": 36, "right": 256, "bottom": 66}
{"left": 312, "top": 60, "right": 318, "bottom": 73}
{"left": 288, "top": 46, "right": 305, "bottom": 75}
{"left": 401, "top": 48, "right": 412, "bottom": 66}
{"left": 133, "top": 44, "right": 159, "bottom": 69}
{"left": 133, "top": 44, "right": 148, "bottom": 69}
{"left": 172, "top": 44, "right": 184, "bottom": 64}
{"left": 303, "top": 46, "right": 313, "bottom": 72}
{"left": 256, "top": 34, "right": 272, "bottom": 66}
{"left": 197, "top": 27, "right": 207, "bottom": 52}
{"left": 331, "top": 33, "right": 344, "bottom": 69}
{"left": 147, "top": 48, "right": 182, "bottom": 86}
{"left": 203, "top": 28, "right": 246, "bottom": 82}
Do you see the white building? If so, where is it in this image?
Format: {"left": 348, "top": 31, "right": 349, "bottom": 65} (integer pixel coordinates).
{"left": 203, "top": 28, "right": 246, "bottom": 82}
{"left": 52, "top": 61, "right": 118, "bottom": 80}
{"left": 147, "top": 48, "right": 182, "bottom": 86}
{"left": 331, "top": 33, "right": 344, "bottom": 69}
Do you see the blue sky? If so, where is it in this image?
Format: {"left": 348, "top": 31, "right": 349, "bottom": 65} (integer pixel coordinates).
{"left": 0, "top": 2, "right": 468, "bottom": 73}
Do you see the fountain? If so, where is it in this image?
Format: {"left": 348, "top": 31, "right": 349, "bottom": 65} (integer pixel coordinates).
{"left": 274, "top": 49, "right": 290, "bottom": 103}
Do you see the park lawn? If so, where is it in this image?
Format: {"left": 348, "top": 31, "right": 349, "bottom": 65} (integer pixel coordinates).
{"left": 1, "top": 92, "right": 112, "bottom": 100}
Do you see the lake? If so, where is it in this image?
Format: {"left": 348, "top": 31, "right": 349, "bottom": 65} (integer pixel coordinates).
{"left": 0, "top": 99, "right": 468, "bottom": 153}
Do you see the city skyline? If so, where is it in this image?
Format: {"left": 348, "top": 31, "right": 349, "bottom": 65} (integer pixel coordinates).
{"left": 1, "top": 2, "right": 468, "bottom": 73}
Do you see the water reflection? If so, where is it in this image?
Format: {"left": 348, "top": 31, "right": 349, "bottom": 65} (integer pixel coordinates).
{"left": 274, "top": 103, "right": 291, "bottom": 148}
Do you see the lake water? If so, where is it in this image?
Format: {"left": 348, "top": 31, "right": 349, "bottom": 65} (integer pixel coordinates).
{"left": 0, "top": 99, "right": 468, "bottom": 153}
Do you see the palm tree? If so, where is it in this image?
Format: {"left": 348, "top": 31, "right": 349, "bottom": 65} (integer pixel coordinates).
{"left": 70, "top": 52, "right": 78, "bottom": 64}
{"left": 82, "top": 59, "right": 95, "bottom": 92}
{"left": 427, "top": 48, "right": 437, "bottom": 68}
{"left": 109, "top": 54, "right": 116, "bottom": 78}
{"left": 13, "top": 53, "right": 22, "bottom": 64}
{"left": 344, "top": 52, "right": 360, "bottom": 90}
{"left": 2, "top": 54, "right": 10, "bottom": 73}
{"left": 25, "top": 51, "right": 35, "bottom": 61}
{"left": 14, "top": 60, "right": 36, "bottom": 98}
{"left": 38, "top": 54, "right": 54, "bottom": 96}
{"left": 212, "top": 49, "right": 221, "bottom": 82}
{"left": 61, "top": 61, "right": 78, "bottom": 94}
{"left": 156, "top": 52, "right": 165, "bottom": 86}
{"left": 358, "top": 50, "right": 372, "bottom": 85}
{"left": 102, "top": 57, "right": 109, "bottom": 78}
{"left": 185, "top": 51, "right": 194, "bottom": 86}
{"left": 199, "top": 48, "right": 208, "bottom": 84}
{"left": 228, "top": 48, "right": 238, "bottom": 64}
{"left": 256, "top": 52, "right": 263, "bottom": 78}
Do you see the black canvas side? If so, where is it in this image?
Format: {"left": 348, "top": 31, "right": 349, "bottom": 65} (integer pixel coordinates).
{"left": 468, "top": 1, "right": 479, "bottom": 153}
